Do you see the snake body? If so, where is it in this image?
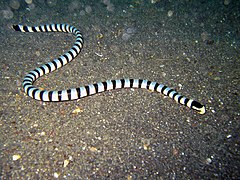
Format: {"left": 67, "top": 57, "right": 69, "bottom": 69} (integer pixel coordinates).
{"left": 12, "top": 24, "right": 206, "bottom": 114}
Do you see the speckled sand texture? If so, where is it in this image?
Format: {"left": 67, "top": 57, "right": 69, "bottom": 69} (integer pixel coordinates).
{"left": 0, "top": 0, "right": 239, "bottom": 179}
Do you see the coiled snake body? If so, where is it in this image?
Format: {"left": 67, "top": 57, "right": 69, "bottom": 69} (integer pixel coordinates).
{"left": 12, "top": 24, "right": 206, "bottom": 114}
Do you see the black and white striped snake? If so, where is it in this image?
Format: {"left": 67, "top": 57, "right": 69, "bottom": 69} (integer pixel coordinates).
{"left": 12, "top": 24, "right": 206, "bottom": 114}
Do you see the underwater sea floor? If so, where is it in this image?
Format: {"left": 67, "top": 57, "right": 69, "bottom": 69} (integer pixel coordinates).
{"left": 0, "top": 0, "right": 239, "bottom": 179}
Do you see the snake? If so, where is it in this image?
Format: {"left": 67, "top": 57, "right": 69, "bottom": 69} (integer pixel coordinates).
{"left": 12, "top": 24, "right": 206, "bottom": 114}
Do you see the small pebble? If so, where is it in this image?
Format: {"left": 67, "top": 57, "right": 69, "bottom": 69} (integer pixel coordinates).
{"left": 53, "top": 172, "right": 59, "bottom": 178}
{"left": 40, "top": 131, "right": 46, "bottom": 136}
{"left": 71, "top": 107, "right": 83, "bottom": 114}
{"left": 167, "top": 10, "right": 174, "bottom": 17}
{"left": 63, "top": 159, "right": 69, "bottom": 167}
{"left": 213, "top": 77, "right": 221, "bottom": 80}
{"left": 151, "top": 0, "right": 161, "bottom": 3}
{"left": 85, "top": 5, "right": 92, "bottom": 14}
{"left": 13, "top": 154, "right": 21, "bottom": 161}
{"left": 35, "top": 51, "right": 41, "bottom": 57}
{"left": 205, "top": 157, "right": 212, "bottom": 164}
{"left": 69, "top": 155, "right": 73, "bottom": 161}
{"left": 25, "top": 0, "right": 33, "bottom": 4}
{"left": 89, "top": 146, "right": 98, "bottom": 152}
{"left": 142, "top": 139, "right": 151, "bottom": 150}
{"left": 226, "top": 134, "right": 232, "bottom": 138}
{"left": 224, "top": 0, "right": 231, "bottom": 5}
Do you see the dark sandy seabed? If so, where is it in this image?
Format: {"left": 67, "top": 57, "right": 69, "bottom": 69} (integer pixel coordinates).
{"left": 0, "top": 0, "right": 239, "bottom": 179}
